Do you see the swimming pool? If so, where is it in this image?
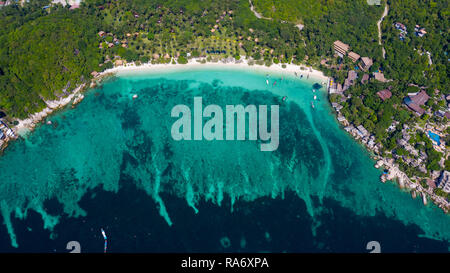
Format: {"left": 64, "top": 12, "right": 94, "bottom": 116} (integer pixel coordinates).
{"left": 428, "top": 131, "right": 441, "bottom": 145}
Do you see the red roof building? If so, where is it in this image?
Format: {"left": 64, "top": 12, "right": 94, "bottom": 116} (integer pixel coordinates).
{"left": 404, "top": 90, "right": 429, "bottom": 115}
{"left": 348, "top": 52, "right": 360, "bottom": 62}
{"left": 377, "top": 89, "right": 392, "bottom": 101}
{"left": 333, "top": 40, "right": 350, "bottom": 57}
{"left": 361, "top": 74, "right": 369, "bottom": 84}
{"left": 411, "top": 90, "right": 430, "bottom": 105}
{"left": 359, "top": 57, "right": 373, "bottom": 71}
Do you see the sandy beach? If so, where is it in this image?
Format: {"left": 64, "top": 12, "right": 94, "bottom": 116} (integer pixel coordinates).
{"left": 101, "top": 57, "right": 330, "bottom": 84}
{"left": 7, "top": 57, "right": 329, "bottom": 143}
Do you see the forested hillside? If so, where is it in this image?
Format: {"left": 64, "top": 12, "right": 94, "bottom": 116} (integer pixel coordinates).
{"left": 0, "top": 0, "right": 447, "bottom": 121}
{"left": 0, "top": 5, "right": 101, "bottom": 118}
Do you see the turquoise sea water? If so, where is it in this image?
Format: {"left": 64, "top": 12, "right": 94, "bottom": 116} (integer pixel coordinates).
{"left": 0, "top": 66, "right": 449, "bottom": 251}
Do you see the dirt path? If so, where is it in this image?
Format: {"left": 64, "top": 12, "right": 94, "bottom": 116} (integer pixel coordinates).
{"left": 248, "top": 0, "right": 272, "bottom": 20}
{"left": 377, "top": 4, "right": 389, "bottom": 59}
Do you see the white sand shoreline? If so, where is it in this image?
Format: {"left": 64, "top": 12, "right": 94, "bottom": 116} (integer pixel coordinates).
{"left": 6, "top": 57, "right": 329, "bottom": 143}
{"left": 101, "top": 57, "right": 330, "bottom": 83}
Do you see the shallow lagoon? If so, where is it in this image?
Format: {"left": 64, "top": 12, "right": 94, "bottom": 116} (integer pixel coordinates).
{"left": 0, "top": 67, "right": 448, "bottom": 252}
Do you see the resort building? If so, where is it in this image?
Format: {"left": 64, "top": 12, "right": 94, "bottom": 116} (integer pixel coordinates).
{"left": 367, "top": 0, "right": 381, "bottom": 5}
{"left": 361, "top": 74, "right": 369, "bottom": 84}
{"left": 348, "top": 52, "right": 360, "bottom": 62}
{"left": 404, "top": 90, "right": 430, "bottom": 116}
{"left": 359, "top": 57, "right": 373, "bottom": 71}
{"left": 337, "top": 115, "right": 349, "bottom": 126}
{"left": 69, "top": 4, "right": 79, "bottom": 10}
{"left": 394, "top": 22, "right": 407, "bottom": 33}
{"left": 377, "top": 89, "right": 392, "bottom": 101}
{"left": 329, "top": 79, "right": 339, "bottom": 94}
{"left": 329, "top": 79, "right": 343, "bottom": 94}
{"left": 414, "top": 25, "right": 427, "bottom": 37}
{"left": 331, "top": 102, "right": 343, "bottom": 112}
{"left": 356, "top": 125, "right": 369, "bottom": 138}
{"left": 342, "top": 70, "right": 358, "bottom": 92}
{"left": 333, "top": 40, "right": 350, "bottom": 57}
{"left": 437, "top": 171, "right": 450, "bottom": 193}
{"left": 373, "top": 72, "right": 388, "bottom": 82}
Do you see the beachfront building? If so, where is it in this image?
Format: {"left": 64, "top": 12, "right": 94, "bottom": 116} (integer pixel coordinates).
{"left": 356, "top": 125, "right": 369, "bottom": 138}
{"left": 359, "top": 57, "right": 373, "bottom": 71}
{"left": 437, "top": 171, "right": 450, "bottom": 193}
{"left": 337, "top": 115, "right": 349, "bottom": 126}
{"left": 114, "top": 59, "right": 124, "bottom": 66}
{"left": 404, "top": 90, "right": 430, "bottom": 116}
{"left": 329, "top": 79, "right": 343, "bottom": 94}
{"left": 331, "top": 102, "right": 343, "bottom": 112}
{"left": 333, "top": 40, "right": 350, "bottom": 58}
{"left": 348, "top": 52, "right": 360, "bottom": 62}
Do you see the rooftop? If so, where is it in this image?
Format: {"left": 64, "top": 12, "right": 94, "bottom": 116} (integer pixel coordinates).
{"left": 348, "top": 52, "right": 360, "bottom": 62}
{"left": 404, "top": 97, "right": 425, "bottom": 115}
{"left": 361, "top": 57, "right": 373, "bottom": 66}
{"left": 377, "top": 89, "right": 392, "bottom": 101}
{"left": 373, "top": 72, "right": 387, "bottom": 82}
{"left": 333, "top": 40, "right": 350, "bottom": 51}
{"left": 348, "top": 70, "right": 358, "bottom": 81}
{"left": 410, "top": 90, "right": 430, "bottom": 106}
{"left": 361, "top": 74, "right": 369, "bottom": 84}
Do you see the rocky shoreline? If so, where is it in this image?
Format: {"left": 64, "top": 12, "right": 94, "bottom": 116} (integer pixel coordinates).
{"left": 0, "top": 83, "right": 88, "bottom": 153}
{"left": 13, "top": 84, "right": 86, "bottom": 136}
{"left": 337, "top": 116, "right": 449, "bottom": 214}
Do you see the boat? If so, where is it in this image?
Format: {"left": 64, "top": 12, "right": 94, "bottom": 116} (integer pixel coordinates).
{"left": 266, "top": 79, "right": 269, "bottom": 85}
{"left": 282, "top": 96, "right": 287, "bottom": 101}
{"left": 101, "top": 228, "right": 107, "bottom": 240}
{"left": 101, "top": 228, "right": 108, "bottom": 253}
{"left": 311, "top": 102, "right": 315, "bottom": 108}
{"left": 314, "top": 95, "right": 317, "bottom": 100}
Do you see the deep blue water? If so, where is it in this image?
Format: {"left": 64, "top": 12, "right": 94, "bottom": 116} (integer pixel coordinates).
{"left": 0, "top": 179, "right": 448, "bottom": 253}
